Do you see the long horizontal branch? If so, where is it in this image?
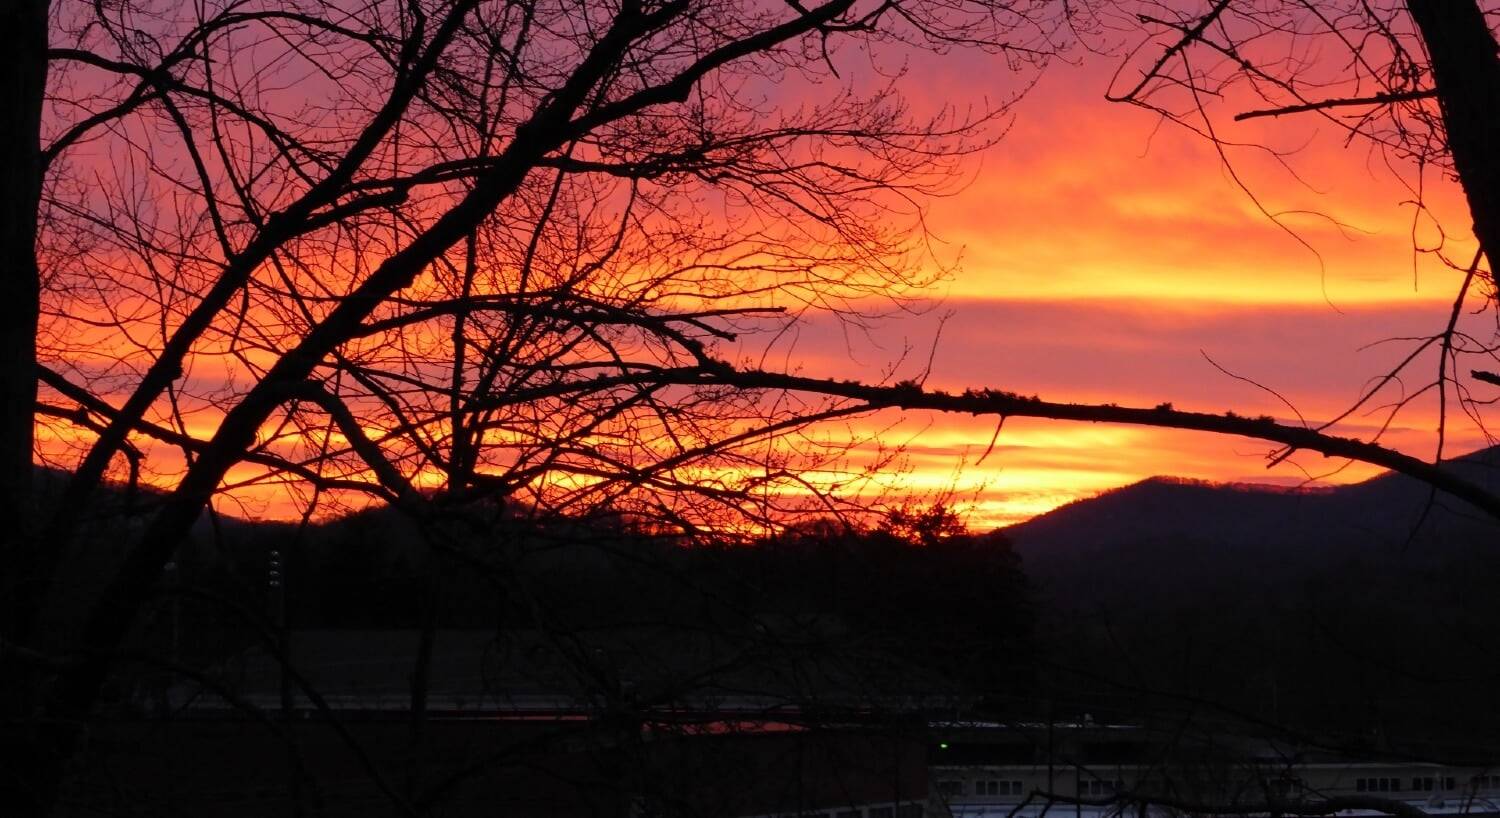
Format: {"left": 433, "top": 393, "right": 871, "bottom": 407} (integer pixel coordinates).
{"left": 693, "top": 365, "right": 1500, "bottom": 522}
{"left": 298, "top": 357, "right": 1499, "bottom": 521}
{"left": 45, "top": 355, "right": 1498, "bottom": 522}
{"left": 1234, "top": 89, "right": 1438, "bottom": 121}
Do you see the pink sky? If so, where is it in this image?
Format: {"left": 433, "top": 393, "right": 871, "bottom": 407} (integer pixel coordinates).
{"left": 725, "top": 52, "right": 1493, "bottom": 527}
{"left": 36, "top": 21, "right": 1495, "bottom": 530}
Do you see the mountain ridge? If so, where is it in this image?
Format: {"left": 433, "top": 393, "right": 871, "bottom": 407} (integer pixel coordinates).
{"left": 1001, "top": 443, "right": 1500, "bottom": 605}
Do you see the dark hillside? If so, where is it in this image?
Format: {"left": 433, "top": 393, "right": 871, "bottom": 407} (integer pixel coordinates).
{"left": 1002, "top": 445, "right": 1500, "bottom": 754}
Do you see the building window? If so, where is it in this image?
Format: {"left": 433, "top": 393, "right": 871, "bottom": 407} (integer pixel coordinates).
{"left": 1268, "top": 778, "right": 1301, "bottom": 798}
{"left": 975, "top": 780, "right": 1023, "bottom": 797}
{"left": 1078, "top": 780, "right": 1119, "bottom": 797}
{"left": 1356, "top": 778, "right": 1402, "bottom": 793}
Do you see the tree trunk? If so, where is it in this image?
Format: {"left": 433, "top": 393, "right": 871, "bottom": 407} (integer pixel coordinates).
{"left": 1408, "top": 0, "right": 1500, "bottom": 276}
{"left": 0, "top": 0, "right": 46, "bottom": 623}
{"left": 0, "top": 4, "right": 59, "bottom": 816}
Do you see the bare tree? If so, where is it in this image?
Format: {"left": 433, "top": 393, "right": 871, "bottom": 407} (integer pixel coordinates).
{"left": 1105, "top": 0, "right": 1500, "bottom": 464}
{"left": 10, "top": 1, "right": 1500, "bottom": 815}
{"left": 11, "top": 0, "right": 1073, "bottom": 813}
{"left": 0, "top": 0, "right": 47, "bottom": 624}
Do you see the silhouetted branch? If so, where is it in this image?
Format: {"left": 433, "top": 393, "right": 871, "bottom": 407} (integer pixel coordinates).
{"left": 690, "top": 365, "right": 1500, "bottom": 521}
{"left": 1234, "top": 89, "right": 1438, "bottom": 121}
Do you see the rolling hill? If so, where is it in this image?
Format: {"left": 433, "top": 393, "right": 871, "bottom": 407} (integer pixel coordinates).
{"left": 1000, "top": 445, "right": 1500, "bottom": 749}
{"left": 1004, "top": 444, "right": 1500, "bottom": 605}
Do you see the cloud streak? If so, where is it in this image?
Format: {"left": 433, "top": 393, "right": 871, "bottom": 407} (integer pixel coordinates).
{"left": 747, "top": 296, "right": 1493, "bottom": 527}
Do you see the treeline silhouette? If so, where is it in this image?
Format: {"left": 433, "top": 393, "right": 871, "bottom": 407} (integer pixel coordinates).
{"left": 43, "top": 458, "right": 1500, "bottom": 759}
{"left": 52, "top": 481, "right": 1035, "bottom": 710}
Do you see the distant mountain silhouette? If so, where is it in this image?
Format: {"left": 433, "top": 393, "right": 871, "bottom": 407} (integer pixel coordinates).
{"left": 1004, "top": 444, "right": 1500, "bottom": 606}
{"left": 1002, "top": 446, "right": 1500, "bottom": 751}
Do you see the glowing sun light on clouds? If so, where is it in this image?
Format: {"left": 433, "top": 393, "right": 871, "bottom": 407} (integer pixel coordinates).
{"left": 765, "top": 54, "right": 1489, "bottom": 529}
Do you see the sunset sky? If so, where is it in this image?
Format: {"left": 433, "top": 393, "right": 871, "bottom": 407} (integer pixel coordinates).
{"left": 35, "top": 12, "right": 1496, "bottom": 531}
{"left": 740, "top": 51, "right": 1491, "bottom": 528}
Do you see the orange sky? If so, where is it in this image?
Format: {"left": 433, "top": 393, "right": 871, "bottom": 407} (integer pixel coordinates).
{"left": 36, "top": 41, "right": 1495, "bottom": 531}
{"left": 728, "top": 53, "right": 1493, "bottom": 528}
